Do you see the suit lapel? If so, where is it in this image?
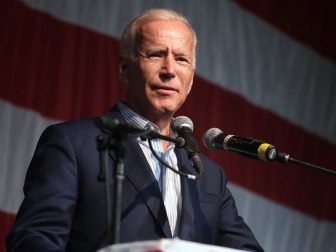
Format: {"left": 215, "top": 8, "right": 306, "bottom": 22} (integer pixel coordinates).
{"left": 122, "top": 139, "right": 172, "bottom": 238}
{"left": 107, "top": 143, "right": 173, "bottom": 239}
{"left": 120, "top": 140, "right": 201, "bottom": 240}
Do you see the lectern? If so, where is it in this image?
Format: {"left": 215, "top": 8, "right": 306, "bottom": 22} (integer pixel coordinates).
{"left": 97, "top": 239, "right": 246, "bottom": 252}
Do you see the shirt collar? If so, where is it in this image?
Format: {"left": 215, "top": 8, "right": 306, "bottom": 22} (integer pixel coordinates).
{"left": 117, "top": 102, "right": 160, "bottom": 132}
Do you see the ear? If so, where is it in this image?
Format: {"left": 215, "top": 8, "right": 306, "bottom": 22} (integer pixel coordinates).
{"left": 187, "top": 72, "right": 194, "bottom": 94}
{"left": 118, "top": 57, "right": 128, "bottom": 84}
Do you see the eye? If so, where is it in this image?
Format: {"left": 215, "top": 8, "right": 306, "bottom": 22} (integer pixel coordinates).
{"left": 147, "top": 51, "right": 164, "bottom": 59}
{"left": 175, "top": 56, "right": 191, "bottom": 64}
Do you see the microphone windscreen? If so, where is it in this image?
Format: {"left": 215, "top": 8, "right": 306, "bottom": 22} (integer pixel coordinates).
{"left": 203, "top": 128, "right": 223, "bottom": 149}
{"left": 97, "top": 116, "right": 120, "bottom": 130}
{"left": 171, "top": 116, "right": 194, "bottom": 134}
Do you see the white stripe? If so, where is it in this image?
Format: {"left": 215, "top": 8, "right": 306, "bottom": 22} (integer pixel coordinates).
{"left": 22, "top": 0, "right": 336, "bottom": 144}
{"left": 229, "top": 182, "right": 336, "bottom": 252}
{"left": 0, "top": 100, "right": 59, "bottom": 213}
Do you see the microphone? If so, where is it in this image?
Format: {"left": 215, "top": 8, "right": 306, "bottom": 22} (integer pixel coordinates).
{"left": 97, "top": 116, "right": 185, "bottom": 146}
{"left": 171, "top": 116, "right": 204, "bottom": 175}
{"left": 203, "top": 128, "right": 278, "bottom": 161}
{"left": 97, "top": 116, "right": 145, "bottom": 134}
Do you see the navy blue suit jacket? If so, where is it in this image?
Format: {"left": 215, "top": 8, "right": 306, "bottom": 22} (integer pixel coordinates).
{"left": 7, "top": 106, "right": 263, "bottom": 252}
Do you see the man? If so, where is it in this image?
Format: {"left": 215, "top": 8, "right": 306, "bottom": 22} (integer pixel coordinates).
{"left": 6, "top": 9, "right": 263, "bottom": 252}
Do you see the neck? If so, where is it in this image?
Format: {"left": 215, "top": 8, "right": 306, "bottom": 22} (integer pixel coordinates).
{"left": 123, "top": 102, "right": 174, "bottom": 151}
{"left": 124, "top": 102, "right": 173, "bottom": 134}
{"left": 149, "top": 114, "right": 173, "bottom": 151}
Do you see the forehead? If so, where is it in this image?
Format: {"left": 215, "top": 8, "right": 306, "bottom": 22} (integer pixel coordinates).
{"left": 138, "top": 20, "right": 194, "bottom": 49}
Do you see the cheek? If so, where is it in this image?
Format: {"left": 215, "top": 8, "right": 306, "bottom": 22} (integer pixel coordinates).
{"left": 145, "top": 69, "right": 162, "bottom": 86}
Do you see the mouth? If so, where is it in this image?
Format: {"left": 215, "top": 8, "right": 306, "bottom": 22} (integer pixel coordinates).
{"left": 151, "top": 85, "right": 178, "bottom": 95}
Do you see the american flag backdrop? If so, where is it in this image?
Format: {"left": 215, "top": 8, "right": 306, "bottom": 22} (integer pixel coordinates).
{"left": 1, "top": 1, "right": 336, "bottom": 251}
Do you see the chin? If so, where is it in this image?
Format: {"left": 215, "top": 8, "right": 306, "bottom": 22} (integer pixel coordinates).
{"left": 151, "top": 104, "right": 177, "bottom": 115}
{"left": 161, "top": 105, "right": 182, "bottom": 115}
{"left": 151, "top": 99, "right": 183, "bottom": 115}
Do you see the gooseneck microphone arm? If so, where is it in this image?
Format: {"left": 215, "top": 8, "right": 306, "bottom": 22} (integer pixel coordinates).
{"left": 171, "top": 116, "right": 204, "bottom": 175}
{"left": 147, "top": 139, "right": 198, "bottom": 180}
{"left": 275, "top": 152, "right": 336, "bottom": 176}
{"left": 143, "top": 129, "right": 186, "bottom": 147}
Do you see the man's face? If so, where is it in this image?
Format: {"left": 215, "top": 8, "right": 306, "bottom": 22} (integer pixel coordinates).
{"left": 121, "top": 20, "right": 195, "bottom": 120}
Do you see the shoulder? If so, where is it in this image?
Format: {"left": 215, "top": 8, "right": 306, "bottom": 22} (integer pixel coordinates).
{"left": 47, "top": 117, "right": 98, "bottom": 134}
{"left": 41, "top": 105, "right": 122, "bottom": 142}
{"left": 197, "top": 153, "right": 228, "bottom": 194}
{"left": 40, "top": 117, "right": 99, "bottom": 145}
{"left": 200, "top": 154, "right": 227, "bottom": 177}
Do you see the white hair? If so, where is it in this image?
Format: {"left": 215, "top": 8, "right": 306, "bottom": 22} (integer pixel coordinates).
{"left": 120, "top": 9, "right": 197, "bottom": 66}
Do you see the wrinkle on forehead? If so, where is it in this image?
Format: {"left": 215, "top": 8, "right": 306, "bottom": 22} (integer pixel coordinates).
{"left": 137, "top": 20, "right": 194, "bottom": 58}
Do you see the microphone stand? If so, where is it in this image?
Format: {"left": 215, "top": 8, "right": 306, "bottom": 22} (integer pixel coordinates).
{"left": 96, "top": 129, "right": 127, "bottom": 245}
{"left": 97, "top": 135, "right": 112, "bottom": 244}
{"left": 110, "top": 129, "right": 127, "bottom": 244}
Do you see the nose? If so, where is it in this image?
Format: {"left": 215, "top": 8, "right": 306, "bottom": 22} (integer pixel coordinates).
{"left": 160, "top": 55, "right": 176, "bottom": 81}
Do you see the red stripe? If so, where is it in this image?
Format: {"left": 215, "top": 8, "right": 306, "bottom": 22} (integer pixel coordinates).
{"left": 233, "top": 0, "right": 336, "bottom": 62}
{"left": 0, "top": 210, "right": 16, "bottom": 252}
{"left": 0, "top": 0, "right": 126, "bottom": 120}
{"left": 1, "top": 1, "right": 336, "bottom": 220}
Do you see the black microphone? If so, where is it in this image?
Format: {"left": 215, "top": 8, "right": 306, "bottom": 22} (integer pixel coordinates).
{"left": 203, "top": 128, "right": 278, "bottom": 161}
{"left": 97, "top": 116, "right": 145, "bottom": 134}
{"left": 98, "top": 116, "right": 185, "bottom": 147}
{"left": 171, "top": 116, "right": 204, "bottom": 175}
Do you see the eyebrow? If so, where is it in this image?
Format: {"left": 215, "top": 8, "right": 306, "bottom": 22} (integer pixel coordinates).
{"left": 144, "top": 48, "right": 191, "bottom": 58}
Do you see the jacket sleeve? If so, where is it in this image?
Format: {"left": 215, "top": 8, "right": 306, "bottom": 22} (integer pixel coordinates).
{"left": 216, "top": 183, "right": 264, "bottom": 252}
{"left": 210, "top": 161, "right": 264, "bottom": 252}
{"left": 6, "top": 124, "right": 78, "bottom": 252}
